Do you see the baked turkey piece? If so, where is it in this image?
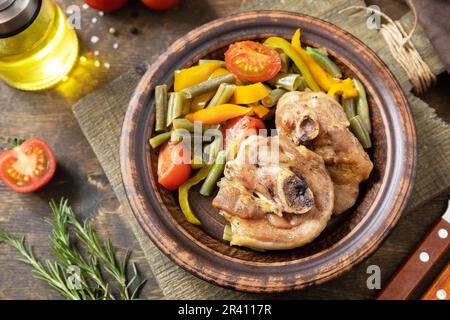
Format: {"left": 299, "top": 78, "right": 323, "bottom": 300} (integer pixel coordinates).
{"left": 212, "top": 135, "right": 334, "bottom": 250}
{"left": 276, "top": 91, "right": 373, "bottom": 214}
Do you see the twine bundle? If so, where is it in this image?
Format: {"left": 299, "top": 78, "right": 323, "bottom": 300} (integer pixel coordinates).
{"left": 339, "top": 1, "right": 436, "bottom": 94}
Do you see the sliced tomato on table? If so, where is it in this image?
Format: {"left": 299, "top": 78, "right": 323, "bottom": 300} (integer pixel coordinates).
{"left": 157, "top": 142, "right": 192, "bottom": 191}
{"left": 0, "top": 138, "right": 56, "bottom": 193}
{"left": 222, "top": 116, "right": 266, "bottom": 159}
{"left": 225, "top": 41, "right": 282, "bottom": 83}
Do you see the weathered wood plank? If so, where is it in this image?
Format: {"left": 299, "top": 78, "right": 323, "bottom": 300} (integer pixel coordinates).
{"left": 1, "top": 0, "right": 449, "bottom": 299}
{"left": 0, "top": 0, "right": 245, "bottom": 300}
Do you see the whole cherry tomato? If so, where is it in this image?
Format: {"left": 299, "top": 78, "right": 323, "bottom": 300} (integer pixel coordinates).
{"left": 84, "top": 0, "right": 129, "bottom": 13}
{"left": 141, "top": 0, "right": 181, "bottom": 11}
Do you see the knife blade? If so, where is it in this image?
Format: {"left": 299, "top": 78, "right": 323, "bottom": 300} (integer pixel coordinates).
{"left": 443, "top": 198, "right": 450, "bottom": 223}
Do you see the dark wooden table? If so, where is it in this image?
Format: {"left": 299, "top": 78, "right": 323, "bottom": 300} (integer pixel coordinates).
{"left": 0, "top": 0, "right": 448, "bottom": 300}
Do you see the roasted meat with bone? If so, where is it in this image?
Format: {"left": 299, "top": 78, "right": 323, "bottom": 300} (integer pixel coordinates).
{"left": 276, "top": 91, "right": 373, "bottom": 214}
{"left": 212, "top": 135, "right": 334, "bottom": 250}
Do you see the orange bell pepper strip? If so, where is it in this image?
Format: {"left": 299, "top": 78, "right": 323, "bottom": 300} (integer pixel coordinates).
{"left": 174, "top": 61, "right": 223, "bottom": 92}
{"left": 291, "top": 29, "right": 338, "bottom": 92}
{"left": 247, "top": 104, "right": 271, "bottom": 118}
{"left": 231, "top": 83, "right": 269, "bottom": 105}
{"left": 327, "top": 78, "right": 358, "bottom": 99}
{"left": 185, "top": 104, "right": 252, "bottom": 125}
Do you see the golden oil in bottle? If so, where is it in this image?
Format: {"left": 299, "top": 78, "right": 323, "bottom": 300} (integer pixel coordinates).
{"left": 0, "top": 0, "right": 79, "bottom": 91}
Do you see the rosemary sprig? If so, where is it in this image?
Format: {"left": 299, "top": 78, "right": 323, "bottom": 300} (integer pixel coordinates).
{"left": 0, "top": 198, "right": 146, "bottom": 300}
{"left": 47, "top": 199, "right": 113, "bottom": 300}
{"left": 0, "top": 230, "right": 83, "bottom": 300}
{"left": 64, "top": 203, "right": 146, "bottom": 300}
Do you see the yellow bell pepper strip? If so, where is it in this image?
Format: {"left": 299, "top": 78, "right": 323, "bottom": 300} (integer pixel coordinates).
{"left": 291, "top": 29, "right": 359, "bottom": 98}
{"left": 189, "top": 68, "right": 231, "bottom": 111}
{"left": 210, "top": 67, "right": 230, "bottom": 78}
{"left": 231, "top": 83, "right": 269, "bottom": 105}
{"left": 174, "top": 61, "right": 223, "bottom": 92}
{"left": 327, "top": 78, "right": 358, "bottom": 99}
{"left": 185, "top": 104, "right": 252, "bottom": 125}
{"left": 264, "top": 36, "right": 321, "bottom": 92}
{"left": 178, "top": 165, "right": 212, "bottom": 225}
{"left": 291, "top": 29, "right": 338, "bottom": 92}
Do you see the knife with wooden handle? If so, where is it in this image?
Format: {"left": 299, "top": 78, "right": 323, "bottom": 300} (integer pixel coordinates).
{"left": 377, "top": 199, "right": 450, "bottom": 300}
{"left": 421, "top": 262, "right": 450, "bottom": 300}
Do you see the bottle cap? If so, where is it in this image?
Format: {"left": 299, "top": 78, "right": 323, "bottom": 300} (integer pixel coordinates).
{"left": 0, "top": 0, "right": 41, "bottom": 38}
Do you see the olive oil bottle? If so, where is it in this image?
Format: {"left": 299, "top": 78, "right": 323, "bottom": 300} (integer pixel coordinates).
{"left": 0, "top": 0, "right": 79, "bottom": 91}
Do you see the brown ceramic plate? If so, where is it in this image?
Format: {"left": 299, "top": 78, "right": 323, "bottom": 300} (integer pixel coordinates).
{"left": 120, "top": 11, "right": 416, "bottom": 293}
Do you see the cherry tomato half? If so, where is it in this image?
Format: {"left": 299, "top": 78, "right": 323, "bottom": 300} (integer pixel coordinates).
{"left": 0, "top": 138, "right": 56, "bottom": 193}
{"left": 222, "top": 116, "right": 266, "bottom": 159}
{"left": 225, "top": 41, "right": 282, "bottom": 83}
{"left": 157, "top": 142, "right": 191, "bottom": 191}
{"left": 141, "top": 0, "right": 181, "bottom": 10}
{"left": 84, "top": 0, "right": 129, "bottom": 12}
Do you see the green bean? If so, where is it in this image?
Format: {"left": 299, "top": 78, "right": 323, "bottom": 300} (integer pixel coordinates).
{"left": 170, "top": 129, "right": 189, "bottom": 144}
{"left": 170, "top": 130, "right": 183, "bottom": 144}
{"left": 342, "top": 97, "right": 356, "bottom": 120}
{"left": 261, "top": 88, "right": 287, "bottom": 107}
{"left": 166, "top": 92, "right": 186, "bottom": 126}
{"left": 268, "top": 73, "right": 304, "bottom": 91}
{"left": 313, "top": 46, "right": 329, "bottom": 56}
{"left": 353, "top": 78, "right": 371, "bottom": 134}
{"left": 200, "top": 150, "right": 227, "bottom": 196}
{"left": 172, "top": 118, "right": 197, "bottom": 132}
{"left": 205, "top": 137, "right": 222, "bottom": 164}
{"left": 279, "top": 51, "right": 290, "bottom": 73}
{"left": 191, "top": 135, "right": 205, "bottom": 169}
{"left": 182, "top": 96, "right": 191, "bottom": 116}
{"left": 171, "top": 129, "right": 203, "bottom": 145}
{"left": 350, "top": 115, "right": 372, "bottom": 149}
{"left": 166, "top": 93, "right": 175, "bottom": 127}
{"left": 207, "top": 83, "right": 236, "bottom": 108}
{"left": 181, "top": 74, "right": 236, "bottom": 99}
{"left": 155, "top": 85, "right": 167, "bottom": 132}
{"left": 172, "top": 118, "right": 219, "bottom": 133}
{"left": 191, "top": 155, "right": 206, "bottom": 169}
{"left": 149, "top": 132, "right": 171, "bottom": 149}
{"left": 166, "top": 92, "right": 173, "bottom": 128}
{"left": 198, "top": 59, "right": 225, "bottom": 67}
{"left": 174, "top": 92, "right": 187, "bottom": 118}
{"left": 223, "top": 224, "right": 232, "bottom": 242}
{"left": 306, "top": 47, "right": 342, "bottom": 78}
{"left": 297, "top": 77, "right": 307, "bottom": 91}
